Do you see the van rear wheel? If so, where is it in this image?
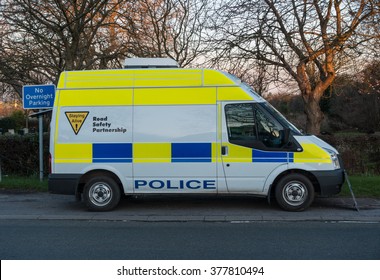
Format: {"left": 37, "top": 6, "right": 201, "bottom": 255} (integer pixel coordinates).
{"left": 83, "top": 176, "right": 121, "bottom": 211}
{"left": 275, "top": 173, "right": 314, "bottom": 212}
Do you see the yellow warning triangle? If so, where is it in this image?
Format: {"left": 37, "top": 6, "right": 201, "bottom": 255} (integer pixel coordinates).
{"left": 65, "top": 111, "right": 89, "bottom": 135}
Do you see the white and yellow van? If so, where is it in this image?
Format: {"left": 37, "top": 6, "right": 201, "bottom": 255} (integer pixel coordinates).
{"left": 48, "top": 58, "right": 344, "bottom": 211}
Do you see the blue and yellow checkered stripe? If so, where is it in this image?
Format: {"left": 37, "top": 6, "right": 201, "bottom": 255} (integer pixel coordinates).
{"left": 54, "top": 142, "right": 331, "bottom": 164}
{"left": 54, "top": 142, "right": 215, "bottom": 163}
{"left": 223, "top": 143, "right": 331, "bottom": 163}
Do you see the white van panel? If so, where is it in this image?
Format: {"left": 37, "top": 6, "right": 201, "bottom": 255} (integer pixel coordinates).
{"left": 133, "top": 105, "right": 217, "bottom": 143}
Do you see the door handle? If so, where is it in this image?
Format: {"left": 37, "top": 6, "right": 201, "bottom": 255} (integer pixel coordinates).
{"left": 221, "top": 146, "right": 228, "bottom": 156}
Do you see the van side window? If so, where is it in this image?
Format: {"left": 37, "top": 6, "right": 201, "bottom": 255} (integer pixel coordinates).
{"left": 225, "top": 104, "right": 257, "bottom": 144}
{"left": 225, "top": 103, "right": 286, "bottom": 150}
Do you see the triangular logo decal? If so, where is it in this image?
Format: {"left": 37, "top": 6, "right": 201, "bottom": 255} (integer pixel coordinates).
{"left": 65, "top": 111, "right": 89, "bottom": 135}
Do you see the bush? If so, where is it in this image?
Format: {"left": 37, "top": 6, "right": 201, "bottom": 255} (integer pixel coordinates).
{"left": 0, "top": 133, "right": 49, "bottom": 176}
{"left": 320, "top": 134, "right": 380, "bottom": 175}
{"left": 0, "top": 110, "right": 26, "bottom": 131}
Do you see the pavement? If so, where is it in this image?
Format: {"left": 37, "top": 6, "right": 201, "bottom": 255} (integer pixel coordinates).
{"left": 0, "top": 190, "right": 380, "bottom": 222}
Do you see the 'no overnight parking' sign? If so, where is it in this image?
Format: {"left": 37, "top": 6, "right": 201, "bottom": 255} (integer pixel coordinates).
{"left": 22, "top": 84, "right": 56, "bottom": 109}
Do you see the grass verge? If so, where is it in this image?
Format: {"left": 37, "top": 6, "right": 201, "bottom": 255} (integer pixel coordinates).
{"left": 0, "top": 176, "right": 48, "bottom": 192}
{"left": 0, "top": 175, "right": 379, "bottom": 198}
{"left": 340, "top": 175, "right": 380, "bottom": 198}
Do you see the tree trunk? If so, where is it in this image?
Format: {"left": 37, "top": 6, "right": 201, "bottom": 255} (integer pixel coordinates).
{"left": 303, "top": 94, "right": 324, "bottom": 135}
{"left": 297, "top": 62, "right": 328, "bottom": 136}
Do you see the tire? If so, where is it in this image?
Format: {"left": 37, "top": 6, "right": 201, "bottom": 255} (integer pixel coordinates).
{"left": 83, "top": 176, "right": 121, "bottom": 211}
{"left": 275, "top": 173, "right": 315, "bottom": 212}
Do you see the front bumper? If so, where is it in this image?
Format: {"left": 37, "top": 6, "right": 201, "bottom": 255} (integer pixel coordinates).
{"left": 311, "top": 169, "right": 345, "bottom": 196}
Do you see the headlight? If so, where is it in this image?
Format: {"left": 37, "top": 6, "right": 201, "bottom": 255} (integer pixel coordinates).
{"left": 324, "top": 148, "right": 340, "bottom": 169}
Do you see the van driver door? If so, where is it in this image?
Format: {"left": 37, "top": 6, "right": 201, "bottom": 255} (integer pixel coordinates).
{"left": 220, "top": 102, "right": 290, "bottom": 193}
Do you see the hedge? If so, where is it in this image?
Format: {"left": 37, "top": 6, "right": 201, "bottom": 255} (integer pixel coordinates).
{"left": 320, "top": 134, "right": 380, "bottom": 175}
{"left": 0, "top": 133, "right": 50, "bottom": 176}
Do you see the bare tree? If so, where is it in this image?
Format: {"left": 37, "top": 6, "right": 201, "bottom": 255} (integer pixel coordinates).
{"left": 211, "top": 0, "right": 379, "bottom": 134}
{"left": 207, "top": 56, "right": 274, "bottom": 95}
{"left": 357, "top": 60, "right": 380, "bottom": 129}
{"left": 0, "top": 0, "right": 126, "bottom": 98}
{"left": 117, "top": 0, "right": 209, "bottom": 67}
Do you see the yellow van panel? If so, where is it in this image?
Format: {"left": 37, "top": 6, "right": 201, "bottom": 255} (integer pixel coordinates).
{"left": 223, "top": 143, "right": 252, "bottom": 162}
{"left": 294, "top": 143, "right": 331, "bottom": 163}
{"left": 133, "top": 69, "right": 203, "bottom": 87}
{"left": 56, "top": 69, "right": 242, "bottom": 107}
{"left": 134, "top": 87, "right": 216, "bottom": 105}
{"left": 133, "top": 143, "right": 171, "bottom": 163}
{"left": 57, "top": 69, "right": 238, "bottom": 90}
{"left": 58, "top": 69, "right": 204, "bottom": 89}
{"left": 54, "top": 143, "right": 92, "bottom": 163}
{"left": 203, "top": 69, "right": 236, "bottom": 86}
{"left": 58, "top": 89, "right": 133, "bottom": 106}
{"left": 60, "top": 70, "right": 134, "bottom": 89}
{"left": 212, "top": 142, "right": 220, "bottom": 163}
{"left": 218, "top": 87, "right": 254, "bottom": 101}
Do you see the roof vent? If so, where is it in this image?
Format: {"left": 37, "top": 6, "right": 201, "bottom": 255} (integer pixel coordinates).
{"left": 123, "top": 58, "right": 179, "bottom": 69}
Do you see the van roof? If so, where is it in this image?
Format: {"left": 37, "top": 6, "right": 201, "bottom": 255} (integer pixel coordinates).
{"left": 57, "top": 68, "right": 239, "bottom": 89}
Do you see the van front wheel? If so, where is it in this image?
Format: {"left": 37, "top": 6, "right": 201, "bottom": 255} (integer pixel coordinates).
{"left": 275, "top": 174, "right": 314, "bottom": 212}
{"left": 83, "top": 176, "right": 121, "bottom": 211}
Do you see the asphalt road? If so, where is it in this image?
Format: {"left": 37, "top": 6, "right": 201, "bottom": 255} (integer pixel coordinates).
{"left": 1, "top": 220, "right": 379, "bottom": 260}
{"left": 1, "top": 192, "right": 380, "bottom": 222}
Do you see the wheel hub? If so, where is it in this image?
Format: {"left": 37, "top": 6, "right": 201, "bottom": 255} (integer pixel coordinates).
{"left": 282, "top": 181, "right": 307, "bottom": 206}
{"left": 89, "top": 183, "right": 112, "bottom": 206}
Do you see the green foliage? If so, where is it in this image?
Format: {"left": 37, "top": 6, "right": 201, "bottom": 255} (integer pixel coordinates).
{"left": 321, "top": 134, "right": 380, "bottom": 175}
{"left": 0, "top": 117, "right": 15, "bottom": 131}
{"left": 0, "top": 176, "right": 48, "bottom": 192}
{"left": 10, "top": 110, "right": 26, "bottom": 129}
{"left": 0, "top": 133, "right": 49, "bottom": 176}
{"left": 0, "top": 110, "right": 26, "bottom": 131}
{"left": 328, "top": 60, "right": 380, "bottom": 132}
{"left": 340, "top": 175, "right": 380, "bottom": 198}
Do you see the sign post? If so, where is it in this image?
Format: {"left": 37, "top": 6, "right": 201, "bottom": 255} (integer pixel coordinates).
{"left": 22, "top": 85, "right": 56, "bottom": 182}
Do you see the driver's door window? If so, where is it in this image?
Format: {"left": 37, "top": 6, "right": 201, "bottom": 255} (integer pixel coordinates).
{"left": 225, "top": 103, "right": 257, "bottom": 148}
{"left": 255, "top": 107, "right": 284, "bottom": 148}
{"left": 225, "top": 103, "right": 285, "bottom": 150}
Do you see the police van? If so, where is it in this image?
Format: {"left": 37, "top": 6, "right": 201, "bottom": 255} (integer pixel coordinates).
{"left": 48, "top": 58, "right": 344, "bottom": 211}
